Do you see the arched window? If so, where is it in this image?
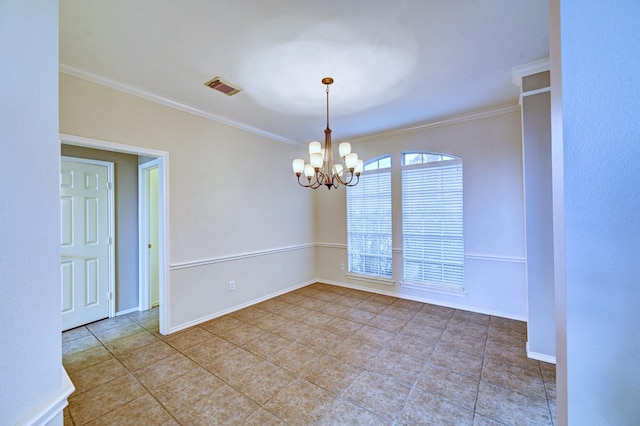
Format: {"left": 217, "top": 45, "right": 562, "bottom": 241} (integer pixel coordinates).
{"left": 402, "top": 152, "right": 464, "bottom": 290}
{"left": 346, "top": 155, "right": 392, "bottom": 279}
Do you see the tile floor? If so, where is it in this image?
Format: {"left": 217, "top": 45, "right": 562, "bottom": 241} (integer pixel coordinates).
{"left": 62, "top": 283, "right": 556, "bottom": 425}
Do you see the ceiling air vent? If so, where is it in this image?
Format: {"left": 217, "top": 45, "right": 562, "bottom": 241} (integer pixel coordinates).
{"left": 204, "top": 76, "right": 242, "bottom": 96}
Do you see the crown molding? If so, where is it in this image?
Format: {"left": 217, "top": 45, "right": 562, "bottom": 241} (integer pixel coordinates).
{"left": 350, "top": 104, "right": 521, "bottom": 144}
{"left": 59, "top": 63, "right": 297, "bottom": 145}
{"left": 511, "top": 58, "right": 550, "bottom": 87}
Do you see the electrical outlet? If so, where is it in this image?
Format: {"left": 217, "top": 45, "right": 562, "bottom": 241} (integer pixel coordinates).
{"left": 339, "top": 263, "right": 345, "bottom": 271}
{"left": 229, "top": 280, "right": 236, "bottom": 291}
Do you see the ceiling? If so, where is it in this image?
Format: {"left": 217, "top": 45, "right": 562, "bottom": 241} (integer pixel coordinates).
{"left": 59, "top": 0, "right": 549, "bottom": 145}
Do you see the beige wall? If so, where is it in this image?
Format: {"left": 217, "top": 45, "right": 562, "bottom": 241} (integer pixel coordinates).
{"left": 60, "top": 73, "right": 315, "bottom": 331}
{"left": 315, "top": 109, "right": 528, "bottom": 319}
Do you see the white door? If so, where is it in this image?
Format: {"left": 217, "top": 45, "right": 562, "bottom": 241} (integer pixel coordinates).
{"left": 61, "top": 158, "right": 113, "bottom": 331}
{"left": 148, "top": 166, "right": 160, "bottom": 307}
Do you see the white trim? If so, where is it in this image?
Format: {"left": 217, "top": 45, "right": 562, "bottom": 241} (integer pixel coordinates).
{"left": 169, "top": 279, "right": 315, "bottom": 333}
{"left": 345, "top": 272, "right": 395, "bottom": 286}
{"left": 400, "top": 281, "right": 467, "bottom": 297}
{"left": 60, "top": 64, "right": 296, "bottom": 146}
{"left": 318, "top": 278, "right": 527, "bottom": 321}
{"left": 317, "top": 242, "right": 402, "bottom": 254}
{"left": 464, "top": 253, "right": 526, "bottom": 264}
{"left": 511, "top": 58, "right": 551, "bottom": 86}
{"left": 169, "top": 243, "right": 315, "bottom": 270}
{"left": 60, "top": 133, "right": 171, "bottom": 336}
{"left": 519, "top": 87, "right": 551, "bottom": 105}
{"left": 350, "top": 104, "right": 520, "bottom": 143}
{"left": 61, "top": 156, "right": 116, "bottom": 320}
{"left": 115, "top": 307, "right": 140, "bottom": 316}
{"left": 527, "top": 342, "right": 557, "bottom": 364}
{"left": 17, "top": 367, "right": 75, "bottom": 426}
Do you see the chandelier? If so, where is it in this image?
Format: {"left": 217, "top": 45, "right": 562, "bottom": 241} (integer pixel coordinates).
{"left": 292, "top": 77, "right": 363, "bottom": 189}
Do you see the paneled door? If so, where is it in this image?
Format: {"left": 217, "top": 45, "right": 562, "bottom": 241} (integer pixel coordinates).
{"left": 60, "top": 158, "right": 113, "bottom": 331}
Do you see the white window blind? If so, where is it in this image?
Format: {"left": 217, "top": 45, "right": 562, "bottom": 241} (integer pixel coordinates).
{"left": 347, "top": 158, "right": 392, "bottom": 279}
{"left": 402, "top": 155, "right": 464, "bottom": 290}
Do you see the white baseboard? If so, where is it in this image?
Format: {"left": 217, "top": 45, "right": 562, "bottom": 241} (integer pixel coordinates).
{"left": 526, "top": 343, "right": 557, "bottom": 364}
{"left": 317, "top": 278, "right": 527, "bottom": 322}
{"left": 168, "top": 279, "right": 316, "bottom": 334}
{"left": 17, "top": 367, "right": 75, "bottom": 426}
{"left": 115, "top": 307, "right": 140, "bottom": 316}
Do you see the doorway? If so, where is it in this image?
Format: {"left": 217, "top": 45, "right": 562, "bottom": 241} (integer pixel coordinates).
{"left": 139, "top": 158, "right": 162, "bottom": 311}
{"left": 60, "top": 134, "right": 170, "bottom": 335}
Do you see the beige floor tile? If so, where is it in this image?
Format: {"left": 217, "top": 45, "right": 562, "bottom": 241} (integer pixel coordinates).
{"left": 334, "top": 294, "right": 365, "bottom": 307}
{"left": 63, "top": 334, "right": 102, "bottom": 356}
{"left": 343, "top": 370, "right": 411, "bottom": 419}
{"left": 367, "top": 314, "right": 409, "bottom": 333}
{"left": 86, "top": 315, "right": 134, "bottom": 334}
{"left": 317, "top": 301, "right": 350, "bottom": 317}
{"left": 272, "top": 319, "right": 315, "bottom": 341}
{"left": 446, "top": 317, "right": 490, "bottom": 337}
{"left": 401, "top": 319, "right": 447, "bottom": 341}
{"left": 431, "top": 344, "right": 484, "bottom": 378}
{"left": 420, "top": 303, "right": 456, "bottom": 318}
{"left": 329, "top": 337, "right": 383, "bottom": 368}
{"left": 298, "top": 309, "right": 334, "bottom": 327}
{"left": 205, "top": 346, "right": 263, "bottom": 384}
{"left": 133, "top": 352, "right": 198, "bottom": 389}
{"left": 68, "top": 357, "right": 129, "bottom": 395}
{"left": 352, "top": 324, "right": 396, "bottom": 346}
{"left": 104, "top": 330, "right": 159, "bottom": 356}
{"left": 181, "top": 335, "right": 236, "bottom": 367}
{"left": 229, "top": 306, "right": 269, "bottom": 324}
{"left": 385, "top": 333, "right": 436, "bottom": 362}
{"left": 68, "top": 374, "right": 146, "bottom": 425}
{"left": 489, "top": 316, "right": 527, "bottom": 334}
{"left": 271, "top": 341, "right": 324, "bottom": 375}
{"left": 481, "top": 358, "right": 546, "bottom": 399}
{"left": 485, "top": 339, "right": 541, "bottom": 371}
{"left": 150, "top": 366, "right": 224, "bottom": 413}
{"left": 453, "top": 309, "right": 491, "bottom": 326}
{"left": 297, "top": 327, "right": 345, "bottom": 353}
{"left": 174, "top": 383, "right": 258, "bottom": 425}
{"left": 305, "top": 355, "right": 363, "bottom": 394}
{"left": 368, "top": 293, "right": 399, "bottom": 306}
{"left": 242, "top": 408, "right": 286, "bottom": 425}
{"left": 341, "top": 307, "right": 378, "bottom": 324}
{"left": 476, "top": 381, "right": 552, "bottom": 426}
{"left": 366, "top": 348, "right": 425, "bottom": 386}
{"left": 63, "top": 344, "right": 114, "bottom": 374}
{"left": 473, "top": 412, "right": 508, "bottom": 425}
{"left": 91, "top": 321, "right": 145, "bottom": 344}
{"left": 296, "top": 295, "right": 328, "bottom": 311}
{"left": 409, "top": 311, "right": 452, "bottom": 330}
{"left": 416, "top": 363, "right": 480, "bottom": 410}
{"left": 254, "top": 311, "right": 289, "bottom": 332}
{"left": 242, "top": 331, "right": 293, "bottom": 359}
{"left": 118, "top": 340, "right": 178, "bottom": 371}
{"left": 86, "top": 394, "right": 171, "bottom": 426}
{"left": 234, "top": 360, "right": 296, "bottom": 404}
{"left": 162, "top": 326, "right": 213, "bottom": 350}
{"left": 214, "top": 321, "right": 266, "bottom": 345}
{"left": 62, "top": 326, "right": 93, "bottom": 344}
{"left": 263, "top": 378, "right": 335, "bottom": 425}
{"left": 199, "top": 314, "right": 244, "bottom": 335}
{"left": 398, "top": 389, "right": 475, "bottom": 426}
{"left": 278, "top": 304, "right": 312, "bottom": 321}
{"left": 380, "top": 305, "right": 415, "bottom": 321}
{"left": 439, "top": 329, "right": 487, "bottom": 356}
{"left": 357, "top": 299, "right": 390, "bottom": 314}
{"left": 391, "top": 298, "right": 424, "bottom": 311}
{"left": 322, "top": 316, "right": 364, "bottom": 336}
{"left": 314, "top": 290, "right": 341, "bottom": 302}
{"left": 255, "top": 298, "right": 290, "bottom": 313}
{"left": 317, "top": 398, "right": 389, "bottom": 426}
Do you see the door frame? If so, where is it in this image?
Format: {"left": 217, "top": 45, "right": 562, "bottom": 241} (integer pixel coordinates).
{"left": 61, "top": 155, "right": 116, "bottom": 321}
{"left": 60, "top": 133, "right": 170, "bottom": 335}
{"left": 139, "top": 158, "right": 162, "bottom": 311}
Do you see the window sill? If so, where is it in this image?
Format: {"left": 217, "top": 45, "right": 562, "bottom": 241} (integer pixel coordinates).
{"left": 400, "top": 281, "right": 467, "bottom": 297}
{"left": 345, "top": 272, "right": 395, "bottom": 286}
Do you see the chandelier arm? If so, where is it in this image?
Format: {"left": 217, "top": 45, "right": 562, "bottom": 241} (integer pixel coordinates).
{"left": 344, "top": 174, "right": 361, "bottom": 187}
